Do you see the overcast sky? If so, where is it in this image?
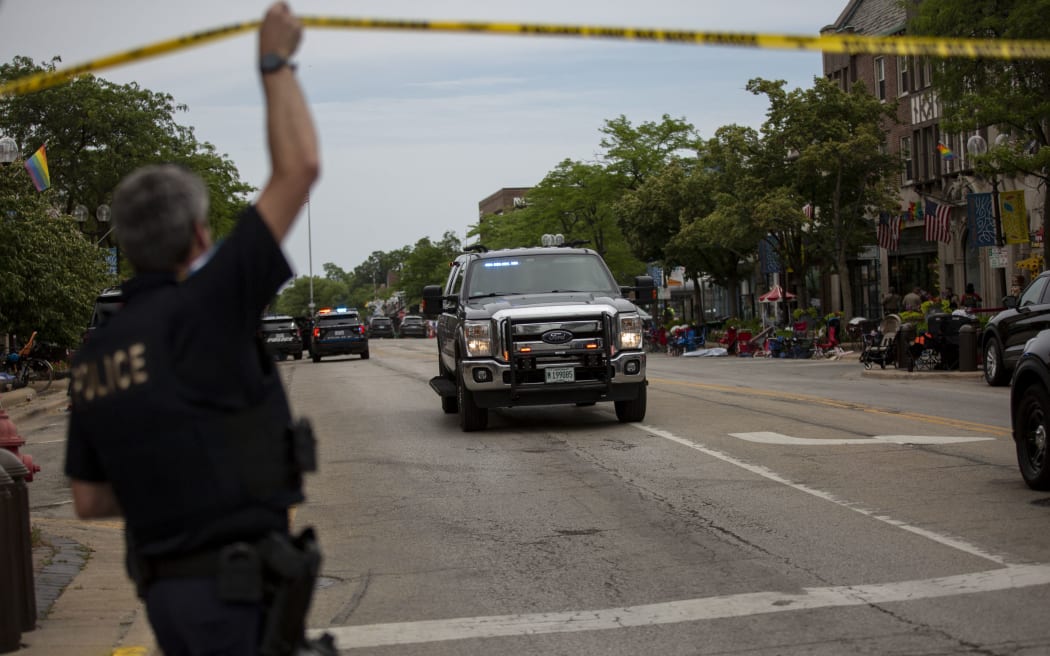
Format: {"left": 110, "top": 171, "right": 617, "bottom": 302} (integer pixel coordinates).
{"left": 0, "top": 0, "right": 849, "bottom": 280}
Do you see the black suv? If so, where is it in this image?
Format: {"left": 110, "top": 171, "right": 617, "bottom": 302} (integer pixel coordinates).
{"left": 399, "top": 315, "right": 428, "bottom": 338}
{"left": 982, "top": 270, "right": 1050, "bottom": 386}
{"left": 310, "top": 308, "right": 369, "bottom": 362}
{"left": 1010, "top": 327, "right": 1050, "bottom": 489}
{"left": 368, "top": 315, "right": 395, "bottom": 338}
{"left": 85, "top": 286, "right": 125, "bottom": 339}
{"left": 259, "top": 315, "right": 303, "bottom": 360}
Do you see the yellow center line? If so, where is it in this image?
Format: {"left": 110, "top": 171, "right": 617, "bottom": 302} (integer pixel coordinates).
{"left": 649, "top": 376, "right": 1011, "bottom": 437}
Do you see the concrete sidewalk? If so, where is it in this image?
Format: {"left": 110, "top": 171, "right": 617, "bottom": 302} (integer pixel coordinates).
{"left": 1, "top": 386, "right": 158, "bottom": 655}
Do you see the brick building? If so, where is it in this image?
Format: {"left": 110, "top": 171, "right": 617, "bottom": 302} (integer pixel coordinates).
{"left": 823, "top": 0, "right": 1039, "bottom": 313}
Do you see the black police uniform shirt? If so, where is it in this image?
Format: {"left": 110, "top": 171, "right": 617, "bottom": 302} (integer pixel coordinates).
{"left": 64, "top": 206, "right": 301, "bottom": 558}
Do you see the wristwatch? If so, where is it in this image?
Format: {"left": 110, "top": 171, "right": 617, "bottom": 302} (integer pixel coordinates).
{"left": 260, "top": 52, "right": 294, "bottom": 75}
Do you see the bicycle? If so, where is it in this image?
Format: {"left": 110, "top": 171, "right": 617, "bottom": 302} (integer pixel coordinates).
{"left": 3, "top": 331, "right": 54, "bottom": 393}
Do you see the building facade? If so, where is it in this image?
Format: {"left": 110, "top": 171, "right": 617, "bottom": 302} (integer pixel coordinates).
{"left": 823, "top": 0, "right": 1041, "bottom": 314}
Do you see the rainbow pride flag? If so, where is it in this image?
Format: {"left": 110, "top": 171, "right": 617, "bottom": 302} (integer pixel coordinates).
{"left": 24, "top": 144, "right": 50, "bottom": 192}
{"left": 937, "top": 142, "right": 955, "bottom": 160}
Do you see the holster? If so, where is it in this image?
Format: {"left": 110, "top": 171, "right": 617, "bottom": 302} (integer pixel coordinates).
{"left": 259, "top": 527, "right": 334, "bottom": 656}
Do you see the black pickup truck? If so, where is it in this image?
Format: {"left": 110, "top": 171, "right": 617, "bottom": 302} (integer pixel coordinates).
{"left": 422, "top": 240, "right": 653, "bottom": 431}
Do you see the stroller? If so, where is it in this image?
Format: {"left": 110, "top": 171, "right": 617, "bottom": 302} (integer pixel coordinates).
{"left": 859, "top": 314, "right": 901, "bottom": 369}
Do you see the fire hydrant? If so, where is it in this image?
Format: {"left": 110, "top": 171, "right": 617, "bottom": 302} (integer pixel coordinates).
{"left": 0, "top": 410, "right": 39, "bottom": 482}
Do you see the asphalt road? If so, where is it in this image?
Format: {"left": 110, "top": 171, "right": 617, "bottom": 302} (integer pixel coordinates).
{"left": 20, "top": 340, "right": 1050, "bottom": 655}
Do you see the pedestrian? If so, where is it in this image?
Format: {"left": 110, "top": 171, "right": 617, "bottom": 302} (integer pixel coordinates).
{"left": 943, "top": 287, "right": 958, "bottom": 310}
{"left": 64, "top": 4, "right": 329, "bottom": 655}
{"left": 881, "top": 286, "right": 901, "bottom": 316}
{"left": 961, "top": 283, "right": 983, "bottom": 310}
{"left": 902, "top": 287, "right": 922, "bottom": 312}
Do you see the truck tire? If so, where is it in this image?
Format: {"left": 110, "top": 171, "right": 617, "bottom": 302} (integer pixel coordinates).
{"left": 361, "top": 350, "right": 370, "bottom": 360}
{"left": 457, "top": 366, "right": 488, "bottom": 431}
{"left": 614, "top": 384, "right": 647, "bottom": 423}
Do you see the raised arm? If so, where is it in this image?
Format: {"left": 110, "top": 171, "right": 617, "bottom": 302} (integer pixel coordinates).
{"left": 254, "top": 2, "right": 321, "bottom": 243}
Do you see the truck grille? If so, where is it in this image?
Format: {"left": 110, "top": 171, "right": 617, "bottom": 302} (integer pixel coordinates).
{"left": 499, "top": 315, "right": 612, "bottom": 387}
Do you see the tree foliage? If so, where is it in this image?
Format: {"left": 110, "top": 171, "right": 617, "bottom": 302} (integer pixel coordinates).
{"left": 0, "top": 166, "right": 112, "bottom": 345}
{"left": 0, "top": 56, "right": 255, "bottom": 346}
{"left": 747, "top": 77, "right": 898, "bottom": 318}
{"left": 0, "top": 56, "right": 253, "bottom": 256}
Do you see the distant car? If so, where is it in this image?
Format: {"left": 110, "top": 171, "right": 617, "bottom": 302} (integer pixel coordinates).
{"left": 259, "top": 315, "right": 303, "bottom": 360}
{"left": 85, "top": 286, "right": 125, "bottom": 339}
{"left": 983, "top": 270, "right": 1050, "bottom": 386}
{"left": 399, "top": 315, "right": 427, "bottom": 338}
{"left": 1010, "top": 328, "right": 1050, "bottom": 489}
{"left": 310, "top": 307, "right": 369, "bottom": 361}
{"left": 368, "top": 316, "right": 395, "bottom": 338}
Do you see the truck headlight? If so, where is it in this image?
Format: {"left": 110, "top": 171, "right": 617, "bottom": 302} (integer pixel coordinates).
{"left": 464, "top": 321, "right": 493, "bottom": 357}
{"left": 618, "top": 315, "right": 643, "bottom": 351}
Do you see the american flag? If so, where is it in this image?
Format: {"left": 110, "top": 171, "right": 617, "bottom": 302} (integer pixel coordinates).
{"left": 877, "top": 212, "right": 900, "bottom": 251}
{"left": 924, "top": 199, "right": 952, "bottom": 244}
{"left": 802, "top": 203, "right": 813, "bottom": 219}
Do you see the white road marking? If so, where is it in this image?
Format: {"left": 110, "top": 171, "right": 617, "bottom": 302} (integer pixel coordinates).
{"left": 314, "top": 564, "right": 1050, "bottom": 649}
{"left": 730, "top": 431, "right": 995, "bottom": 446}
{"left": 639, "top": 424, "right": 1006, "bottom": 565}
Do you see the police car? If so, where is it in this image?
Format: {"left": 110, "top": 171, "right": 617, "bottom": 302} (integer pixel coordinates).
{"left": 259, "top": 314, "right": 303, "bottom": 360}
{"left": 309, "top": 307, "right": 369, "bottom": 362}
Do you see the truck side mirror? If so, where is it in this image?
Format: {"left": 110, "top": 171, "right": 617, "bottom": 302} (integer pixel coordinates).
{"left": 422, "top": 285, "right": 444, "bottom": 317}
{"left": 633, "top": 275, "right": 656, "bottom": 305}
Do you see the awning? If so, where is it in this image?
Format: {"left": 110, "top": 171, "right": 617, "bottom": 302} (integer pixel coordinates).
{"left": 758, "top": 285, "right": 796, "bottom": 302}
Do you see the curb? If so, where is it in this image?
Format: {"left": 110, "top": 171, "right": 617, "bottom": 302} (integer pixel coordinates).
{"left": 1, "top": 387, "right": 69, "bottom": 425}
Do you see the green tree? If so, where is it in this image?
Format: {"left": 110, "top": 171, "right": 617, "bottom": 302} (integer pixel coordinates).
{"left": 399, "top": 232, "right": 461, "bottom": 304}
{"left": 0, "top": 56, "right": 253, "bottom": 249}
{"left": 599, "top": 114, "right": 702, "bottom": 189}
{"left": 747, "top": 77, "right": 898, "bottom": 318}
{"left": 476, "top": 159, "right": 645, "bottom": 282}
{"left": 274, "top": 276, "right": 351, "bottom": 317}
{"left": 0, "top": 166, "right": 112, "bottom": 346}
{"left": 910, "top": 0, "right": 1050, "bottom": 266}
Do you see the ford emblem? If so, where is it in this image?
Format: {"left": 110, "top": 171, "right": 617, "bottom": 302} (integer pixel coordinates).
{"left": 542, "top": 330, "right": 573, "bottom": 345}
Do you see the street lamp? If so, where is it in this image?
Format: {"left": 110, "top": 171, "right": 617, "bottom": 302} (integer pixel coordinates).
{"left": 0, "top": 137, "right": 17, "bottom": 166}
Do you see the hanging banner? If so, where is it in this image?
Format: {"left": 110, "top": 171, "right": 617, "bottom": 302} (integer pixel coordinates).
{"left": 967, "top": 192, "right": 996, "bottom": 248}
{"left": 999, "top": 189, "right": 1029, "bottom": 245}
{"left": 759, "top": 236, "right": 781, "bottom": 275}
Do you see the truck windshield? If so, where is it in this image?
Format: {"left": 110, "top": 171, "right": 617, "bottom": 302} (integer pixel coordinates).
{"left": 466, "top": 253, "right": 619, "bottom": 298}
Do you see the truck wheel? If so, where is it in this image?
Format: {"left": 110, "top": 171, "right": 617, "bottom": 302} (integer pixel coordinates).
{"left": 293, "top": 352, "right": 302, "bottom": 361}
{"left": 457, "top": 366, "right": 488, "bottom": 431}
{"left": 361, "top": 350, "right": 370, "bottom": 360}
{"left": 615, "top": 384, "right": 647, "bottom": 423}
{"left": 312, "top": 354, "right": 321, "bottom": 363}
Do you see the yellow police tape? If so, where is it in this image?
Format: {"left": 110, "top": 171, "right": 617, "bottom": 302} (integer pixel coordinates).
{"left": 3, "top": 16, "right": 1050, "bottom": 98}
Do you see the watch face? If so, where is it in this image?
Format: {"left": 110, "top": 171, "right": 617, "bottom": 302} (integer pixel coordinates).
{"left": 261, "top": 53, "right": 285, "bottom": 73}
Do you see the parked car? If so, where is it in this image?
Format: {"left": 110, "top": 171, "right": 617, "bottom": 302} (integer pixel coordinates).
{"left": 368, "top": 315, "right": 396, "bottom": 338}
{"left": 1010, "top": 328, "right": 1050, "bottom": 489}
{"left": 259, "top": 314, "right": 303, "bottom": 360}
{"left": 399, "top": 315, "right": 428, "bottom": 338}
{"left": 982, "top": 270, "right": 1050, "bottom": 386}
{"left": 84, "top": 286, "right": 125, "bottom": 340}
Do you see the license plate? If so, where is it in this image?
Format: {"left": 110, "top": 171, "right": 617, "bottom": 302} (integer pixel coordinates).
{"left": 545, "top": 367, "right": 575, "bottom": 383}
{"left": 333, "top": 330, "right": 345, "bottom": 336}
{"left": 268, "top": 335, "right": 290, "bottom": 342}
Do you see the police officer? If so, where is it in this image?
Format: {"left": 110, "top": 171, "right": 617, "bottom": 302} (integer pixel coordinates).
{"left": 64, "top": 3, "right": 321, "bottom": 654}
